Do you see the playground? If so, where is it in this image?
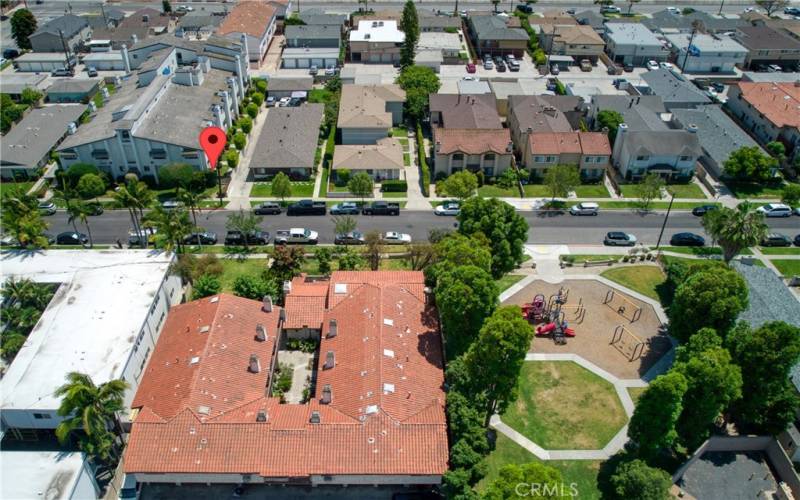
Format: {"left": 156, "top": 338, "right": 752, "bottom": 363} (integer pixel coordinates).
{"left": 504, "top": 280, "right": 670, "bottom": 379}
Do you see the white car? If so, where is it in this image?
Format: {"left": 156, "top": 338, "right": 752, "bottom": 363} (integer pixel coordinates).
{"left": 667, "top": 6, "right": 679, "bottom": 14}
{"left": 569, "top": 202, "right": 599, "bottom": 216}
{"left": 325, "top": 66, "right": 336, "bottom": 76}
{"left": 462, "top": 75, "right": 479, "bottom": 81}
{"left": 266, "top": 96, "right": 276, "bottom": 107}
{"left": 435, "top": 202, "right": 461, "bottom": 216}
{"left": 659, "top": 62, "right": 674, "bottom": 70}
{"left": 601, "top": 6, "right": 621, "bottom": 13}
{"left": 278, "top": 97, "right": 291, "bottom": 107}
{"left": 382, "top": 231, "right": 412, "bottom": 244}
{"left": 646, "top": 60, "right": 660, "bottom": 71}
{"left": 757, "top": 203, "right": 793, "bottom": 217}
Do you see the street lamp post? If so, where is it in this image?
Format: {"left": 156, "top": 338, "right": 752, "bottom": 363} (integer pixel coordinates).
{"left": 655, "top": 191, "right": 675, "bottom": 251}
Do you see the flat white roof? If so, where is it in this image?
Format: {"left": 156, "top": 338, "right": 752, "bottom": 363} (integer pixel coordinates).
{"left": 418, "top": 31, "right": 462, "bottom": 51}
{"left": 0, "top": 250, "right": 174, "bottom": 411}
{"left": 16, "top": 52, "right": 74, "bottom": 62}
{"left": 350, "top": 20, "right": 405, "bottom": 43}
{"left": 1, "top": 451, "right": 87, "bottom": 500}
{"left": 83, "top": 51, "right": 124, "bottom": 61}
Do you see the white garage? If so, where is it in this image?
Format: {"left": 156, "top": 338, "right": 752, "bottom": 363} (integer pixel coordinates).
{"left": 14, "top": 53, "right": 76, "bottom": 72}
{"left": 282, "top": 48, "right": 339, "bottom": 70}
{"left": 81, "top": 51, "right": 126, "bottom": 71}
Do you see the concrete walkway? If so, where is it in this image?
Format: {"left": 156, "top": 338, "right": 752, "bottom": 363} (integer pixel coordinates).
{"left": 403, "top": 127, "right": 431, "bottom": 210}
{"left": 226, "top": 108, "right": 271, "bottom": 210}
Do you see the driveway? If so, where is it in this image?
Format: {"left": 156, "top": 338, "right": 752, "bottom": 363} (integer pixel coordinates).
{"left": 225, "top": 108, "right": 271, "bottom": 210}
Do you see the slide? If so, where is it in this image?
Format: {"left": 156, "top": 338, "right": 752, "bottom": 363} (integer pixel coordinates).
{"left": 536, "top": 323, "right": 556, "bottom": 336}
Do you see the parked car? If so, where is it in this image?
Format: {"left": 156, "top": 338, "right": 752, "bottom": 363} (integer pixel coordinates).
{"left": 579, "top": 59, "right": 592, "bottom": 71}
{"left": 757, "top": 203, "right": 792, "bottom": 217}
{"left": 362, "top": 201, "right": 400, "bottom": 216}
{"left": 128, "top": 227, "right": 157, "bottom": 246}
{"left": 761, "top": 233, "right": 792, "bottom": 247}
{"left": 56, "top": 231, "right": 88, "bottom": 245}
{"left": 546, "top": 78, "right": 557, "bottom": 91}
{"left": 253, "top": 201, "right": 281, "bottom": 215}
{"left": 87, "top": 66, "right": 98, "bottom": 77}
{"left": 693, "top": 78, "right": 711, "bottom": 90}
{"left": 288, "top": 97, "right": 302, "bottom": 107}
{"left": 2, "top": 48, "right": 20, "bottom": 59}
{"left": 483, "top": 59, "right": 494, "bottom": 70}
{"left": 711, "top": 82, "right": 725, "bottom": 93}
{"left": 604, "top": 231, "right": 637, "bottom": 246}
{"left": 785, "top": 6, "right": 800, "bottom": 15}
{"left": 382, "top": 231, "right": 412, "bottom": 244}
{"left": 38, "top": 202, "right": 57, "bottom": 216}
{"left": 506, "top": 54, "right": 517, "bottom": 65}
{"left": 287, "top": 199, "right": 326, "bottom": 216}
{"left": 161, "top": 199, "right": 184, "bottom": 210}
{"left": 309, "top": 65, "right": 319, "bottom": 76}
{"left": 623, "top": 63, "right": 634, "bottom": 72}
{"left": 224, "top": 230, "right": 270, "bottom": 246}
{"left": 466, "top": 63, "right": 476, "bottom": 73}
{"left": 550, "top": 64, "right": 559, "bottom": 75}
{"left": 601, "top": 5, "right": 621, "bottom": 13}
{"left": 495, "top": 59, "right": 507, "bottom": 72}
{"left": 794, "top": 234, "right": 800, "bottom": 246}
{"left": 667, "top": 6, "right": 680, "bottom": 13}
{"left": 612, "top": 78, "right": 628, "bottom": 88}
{"left": 435, "top": 202, "right": 461, "bottom": 216}
{"left": 659, "top": 61, "right": 674, "bottom": 70}
{"left": 691, "top": 204, "right": 718, "bottom": 216}
{"left": 266, "top": 96, "right": 276, "bottom": 107}
{"left": 324, "top": 66, "right": 336, "bottom": 76}
{"left": 646, "top": 60, "right": 660, "bottom": 71}
{"left": 183, "top": 232, "right": 218, "bottom": 245}
{"left": 334, "top": 231, "right": 365, "bottom": 245}
{"left": 767, "top": 64, "right": 782, "bottom": 73}
{"left": 569, "top": 202, "right": 599, "bottom": 216}
{"left": 607, "top": 63, "right": 622, "bottom": 75}
{"left": 508, "top": 61, "right": 520, "bottom": 72}
{"left": 278, "top": 97, "right": 291, "bottom": 107}
{"left": 670, "top": 232, "right": 705, "bottom": 246}
{"left": 86, "top": 202, "right": 104, "bottom": 216}
{"left": 516, "top": 3, "right": 534, "bottom": 13}
{"left": 51, "top": 67, "right": 74, "bottom": 77}
{"left": 274, "top": 228, "right": 318, "bottom": 245}
{"left": 330, "top": 202, "right": 360, "bottom": 215}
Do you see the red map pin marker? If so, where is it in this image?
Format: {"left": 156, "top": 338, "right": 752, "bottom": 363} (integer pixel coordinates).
{"left": 199, "top": 126, "right": 227, "bottom": 170}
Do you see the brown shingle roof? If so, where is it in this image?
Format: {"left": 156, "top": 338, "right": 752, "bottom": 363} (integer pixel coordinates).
{"left": 338, "top": 84, "right": 406, "bottom": 129}
{"left": 735, "top": 82, "right": 800, "bottom": 129}
{"left": 428, "top": 93, "right": 503, "bottom": 129}
{"left": 529, "top": 131, "right": 611, "bottom": 155}
{"left": 434, "top": 128, "right": 512, "bottom": 155}
{"left": 332, "top": 137, "right": 405, "bottom": 170}
{"left": 218, "top": 1, "right": 276, "bottom": 37}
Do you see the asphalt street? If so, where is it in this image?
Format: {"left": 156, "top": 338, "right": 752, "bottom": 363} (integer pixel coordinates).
{"left": 42, "top": 209, "right": 800, "bottom": 246}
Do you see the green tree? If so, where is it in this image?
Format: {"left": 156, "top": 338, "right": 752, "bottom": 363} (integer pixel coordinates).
{"left": 462, "top": 306, "right": 534, "bottom": 422}
{"left": 177, "top": 187, "right": 207, "bottom": 228}
{"left": 628, "top": 371, "right": 687, "bottom": 460}
{"left": 162, "top": 0, "right": 172, "bottom": 12}
{"left": 625, "top": 0, "right": 641, "bottom": 15}
{"left": 596, "top": 110, "right": 624, "bottom": 142}
{"left": 225, "top": 149, "right": 240, "bottom": 168}
{"left": 232, "top": 275, "right": 278, "bottom": 300}
{"left": 315, "top": 247, "right": 334, "bottom": 275}
{"left": 781, "top": 183, "right": 800, "bottom": 207}
{"left": 426, "top": 233, "right": 492, "bottom": 286}
{"left": 701, "top": 202, "right": 768, "bottom": 263}
{"left": 64, "top": 163, "right": 101, "bottom": 187}
{"left": 634, "top": 173, "right": 665, "bottom": 212}
{"left": 158, "top": 163, "right": 200, "bottom": 192}
{"left": 543, "top": 164, "right": 581, "bottom": 201}
{"left": 269, "top": 245, "right": 305, "bottom": 284}
{"left": 399, "top": 0, "right": 419, "bottom": 68}
{"left": 1, "top": 193, "right": 50, "bottom": 248}
{"left": 337, "top": 247, "right": 365, "bottom": 270}
{"left": 192, "top": 274, "right": 221, "bottom": 299}
{"left": 404, "top": 241, "right": 435, "bottom": 270}
{"left": 723, "top": 146, "right": 778, "bottom": 183}
{"left": 233, "top": 132, "right": 247, "bottom": 150}
{"left": 76, "top": 173, "right": 106, "bottom": 201}
{"left": 435, "top": 265, "right": 498, "bottom": 357}
{"left": 728, "top": 321, "right": 800, "bottom": 435}
{"left": 669, "top": 268, "right": 748, "bottom": 342}
{"left": 438, "top": 171, "right": 478, "bottom": 201}
{"left": 458, "top": 197, "right": 529, "bottom": 278}
{"left": 225, "top": 210, "right": 263, "bottom": 251}
{"left": 20, "top": 87, "right": 43, "bottom": 106}
{"left": 111, "top": 180, "right": 154, "bottom": 248}
{"left": 333, "top": 215, "right": 357, "bottom": 239}
{"left": 255, "top": 79, "right": 268, "bottom": 94}
{"left": 609, "top": 459, "right": 672, "bottom": 500}
{"left": 271, "top": 172, "right": 292, "bottom": 202}
{"left": 251, "top": 92, "right": 265, "bottom": 106}
{"left": 396, "top": 66, "right": 441, "bottom": 120}
{"left": 238, "top": 116, "right": 253, "bottom": 133}
{"left": 348, "top": 172, "right": 374, "bottom": 204}
{"left": 364, "top": 230, "right": 383, "bottom": 270}
{"left": 144, "top": 206, "right": 193, "bottom": 253}
{"left": 483, "top": 462, "right": 564, "bottom": 500}
{"left": 10, "top": 9, "right": 36, "bottom": 50}
{"left": 246, "top": 102, "right": 259, "bottom": 119}
{"left": 54, "top": 372, "right": 128, "bottom": 463}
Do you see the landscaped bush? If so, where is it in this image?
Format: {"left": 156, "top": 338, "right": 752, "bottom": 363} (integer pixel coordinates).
{"left": 251, "top": 92, "right": 265, "bottom": 106}
{"left": 416, "top": 123, "right": 430, "bottom": 197}
{"left": 233, "top": 132, "right": 246, "bottom": 151}
{"left": 324, "top": 126, "right": 335, "bottom": 167}
{"left": 286, "top": 338, "right": 318, "bottom": 353}
{"left": 381, "top": 180, "right": 408, "bottom": 192}
{"left": 238, "top": 116, "right": 253, "bottom": 133}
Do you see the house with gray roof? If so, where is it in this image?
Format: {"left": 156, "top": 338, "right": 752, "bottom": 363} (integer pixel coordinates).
{"left": 0, "top": 74, "right": 48, "bottom": 101}
{"left": 670, "top": 106, "right": 763, "bottom": 177}
{"left": 419, "top": 11, "right": 461, "bottom": 32}
{"left": 733, "top": 25, "right": 800, "bottom": 70}
{"left": 250, "top": 104, "right": 324, "bottom": 179}
{"left": 665, "top": 33, "right": 747, "bottom": 73}
{"left": 611, "top": 124, "right": 702, "bottom": 181}
{"left": 176, "top": 14, "right": 224, "bottom": 39}
{"left": 29, "top": 14, "right": 91, "bottom": 53}
{"left": 266, "top": 76, "right": 313, "bottom": 99}
{"left": 1, "top": 105, "right": 86, "bottom": 180}
{"left": 589, "top": 95, "right": 669, "bottom": 132}
{"left": 575, "top": 10, "right": 605, "bottom": 34}
{"left": 284, "top": 24, "right": 341, "bottom": 49}
{"left": 46, "top": 79, "right": 102, "bottom": 103}
{"left": 604, "top": 23, "right": 669, "bottom": 66}
{"left": 468, "top": 14, "right": 528, "bottom": 58}
{"left": 644, "top": 9, "right": 746, "bottom": 34}
{"left": 640, "top": 69, "right": 711, "bottom": 110}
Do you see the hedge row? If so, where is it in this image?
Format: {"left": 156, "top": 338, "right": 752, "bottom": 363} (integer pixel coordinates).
{"left": 416, "top": 123, "right": 430, "bottom": 197}
{"left": 381, "top": 180, "right": 408, "bottom": 192}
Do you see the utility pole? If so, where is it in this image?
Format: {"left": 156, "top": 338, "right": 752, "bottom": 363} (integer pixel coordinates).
{"left": 718, "top": 0, "right": 725, "bottom": 16}
{"left": 101, "top": 4, "right": 108, "bottom": 26}
{"left": 681, "top": 21, "right": 703, "bottom": 73}
{"left": 655, "top": 191, "right": 675, "bottom": 251}
{"left": 58, "top": 29, "right": 71, "bottom": 69}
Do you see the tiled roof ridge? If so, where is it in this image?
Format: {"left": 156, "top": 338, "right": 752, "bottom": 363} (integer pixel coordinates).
{"left": 184, "top": 295, "right": 226, "bottom": 413}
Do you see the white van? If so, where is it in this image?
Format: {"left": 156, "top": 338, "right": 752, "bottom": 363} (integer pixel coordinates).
{"left": 757, "top": 203, "right": 792, "bottom": 217}
{"left": 569, "top": 202, "right": 599, "bottom": 216}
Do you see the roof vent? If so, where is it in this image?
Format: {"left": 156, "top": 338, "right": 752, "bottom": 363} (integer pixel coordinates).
{"left": 209, "top": 296, "right": 219, "bottom": 303}
{"left": 327, "top": 319, "right": 338, "bottom": 338}
{"left": 283, "top": 280, "right": 292, "bottom": 295}
{"left": 197, "top": 405, "right": 210, "bottom": 415}
{"left": 334, "top": 283, "right": 347, "bottom": 294}
{"left": 256, "top": 410, "right": 267, "bottom": 422}
{"left": 383, "top": 318, "right": 394, "bottom": 326}
{"left": 324, "top": 351, "right": 335, "bottom": 369}
{"left": 383, "top": 349, "right": 394, "bottom": 358}
{"left": 365, "top": 405, "right": 379, "bottom": 414}
{"left": 383, "top": 383, "right": 395, "bottom": 394}
{"left": 309, "top": 411, "right": 321, "bottom": 424}
{"left": 255, "top": 323, "right": 267, "bottom": 342}
{"left": 279, "top": 309, "right": 286, "bottom": 322}
{"left": 262, "top": 295, "right": 273, "bottom": 312}
{"left": 248, "top": 354, "right": 261, "bottom": 373}
{"left": 321, "top": 384, "right": 332, "bottom": 404}
{"left": 199, "top": 325, "right": 210, "bottom": 333}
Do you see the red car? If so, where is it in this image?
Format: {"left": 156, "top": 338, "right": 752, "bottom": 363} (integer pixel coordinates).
{"left": 466, "top": 63, "right": 476, "bottom": 73}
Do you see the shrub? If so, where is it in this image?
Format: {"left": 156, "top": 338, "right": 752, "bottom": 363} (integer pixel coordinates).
{"left": 225, "top": 149, "right": 240, "bottom": 168}
{"left": 251, "top": 92, "right": 264, "bottom": 106}
{"left": 416, "top": 123, "right": 430, "bottom": 197}
{"left": 254, "top": 79, "right": 267, "bottom": 93}
{"left": 192, "top": 274, "right": 221, "bottom": 299}
{"left": 381, "top": 180, "right": 408, "bottom": 192}
{"left": 245, "top": 102, "right": 258, "bottom": 119}
{"left": 233, "top": 133, "right": 246, "bottom": 151}
{"left": 238, "top": 116, "right": 253, "bottom": 133}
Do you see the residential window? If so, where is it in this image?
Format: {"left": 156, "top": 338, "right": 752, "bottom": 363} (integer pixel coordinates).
{"left": 120, "top": 130, "right": 131, "bottom": 141}
{"left": 91, "top": 150, "right": 109, "bottom": 160}
{"left": 33, "top": 413, "right": 52, "bottom": 419}
{"left": 144, "top": 166, "right": 151, "bottom": 172}
{"left": 149, "top": 149, "right": 166, "bottom": 160}
{"left": 484, "top": 153, "right": 495, "bottom": 162}
{"left": 483, "top": 167, "right": 495, "bottom": 176}
{"left": 181, "top": 149, "right": 199, "bottom": 159}
{"left": 636, "top": 155, "right": 649, "bottom": 161}
{"left": 547, "top": 156, "right": 556, "bottom": 162}
{"left": 679, "top": 155, "right": 691, "bottom": 161}
{"left": 584, "top": 157, "right": 594, "bottom": 164}
{"left": 60, "top": 150, "right": 78, "bottom": 160}
{"left": 453, "top": 153, "right": 464, "bottom": 161}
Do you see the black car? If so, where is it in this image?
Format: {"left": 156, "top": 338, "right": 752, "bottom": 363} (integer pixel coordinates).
{"left": 761, "top": 233, "right": 792, "bottom": 247}
{"left": 693, "top": 78, "right": 711, "bottom": 90}
{"left": 56, "top": 231, "right": 88, "bottom": 245}
{"left": 623, "top": 63, "right": 634, "bottom": 72}
{"left": 794, "top": 234, "right": 800, "bottom": 247}
{"left": 508, "top": 62, "right": 520, "bottom": 72}
{"left": 670, "top": 232, "right": 705, "bottom": 247}
{"left": 184, "top": 232, "right": 218, "bottom": 245}
{"left": 2, "top": 48, "right": 20, "bottom": 59}
{"left": 495, "top": 60, "right": 507, "bottom": 72}
{"left": 334, "top": 231, "right": 366, "bottom": 245}
{"left": 253, "top": 202, "right": 281, "bottom": 215}
{"left": 224, "top": 230, "right": 270, "bottom": 246}
{"left": 691, "top": 204, "right": 718, "bottom": 216}
{"left": 86, "top": 203, "right": 104, "bottom": 216}
{"left": 711, "top": 82, "right": 725, "bottom": 93}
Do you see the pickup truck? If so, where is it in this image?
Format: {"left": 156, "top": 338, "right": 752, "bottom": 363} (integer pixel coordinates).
{"left": 361, "top": 201, "right": 400, "bottom": 216}
{"left": 287, "top": 199, "right": 326, "bottom": 216}
{"left": 274, "top": 228, "right": 319, "bottom": 245}
{"left": 224, "top": 230, "right": 270, "bottom": 246}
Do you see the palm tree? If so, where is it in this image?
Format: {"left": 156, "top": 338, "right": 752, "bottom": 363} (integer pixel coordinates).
{"left": 76, "top": 202, "right": 95, "bottom": 248}
{"left": 144, "top": 206, "right": 193, "bottom": 254}
{"left": 111, "top": 181, "right": 153, "bottom": 248}
{"left": 177, "top": 187, "right": 207, "bottom": 228}
{"left": 66, "top": 202, "right": 83, "bottom": 236}
{"left": 702, "top": 202, "right": 768, "bottom": 263}
{"left": 55, "top": 372, "right": 129, "bottom": 463}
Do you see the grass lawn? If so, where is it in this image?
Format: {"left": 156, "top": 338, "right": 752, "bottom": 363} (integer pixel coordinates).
{"left": 666, "top": 183, "right": 707, "bottom": 198}
{"left": 319, "top": 167, "right": 329, "bottom": 197}
{"left": 250, "top": 181, "right": 315, "bottom": 198}
{"left": 308, "top": 88, "right": 336, "bottom": 104}
{"left": 496, "top": 274, "right": 525, "bottom": 293}
{"left": 596, "top": 201, "right": 720, "bottom": 210}
{"left": 391, "top": 126, "right": 408, "bottom": 137}
{"left": 0, "top": 181, "right": 34, "bottom": 203}
{"left": 600, "top": 265, "right": 665, "bottom": 301}
{"left": 478, "top": 185, "right": 519, "bottom": 197}
{"left": 381, "top": 191, "right": 407, "bottom": 198}
{"left": 573, "top": 184, "right": 611, "bottom": 198}
{"left": 618, "top": 184, "right": 640, "bottom": 198}
{"left": 502, "top": 361, "right": 627, "bottom": 450}
{"left": 218, "top": 258, "right": 268, "bottom": 292}
{"left": 398, "top": 137, "right": 409, "bottom": 149}
{"left": 759, "top": 247, "right": 800, "bottom": 255}
{"left": 403, "top": 152, "right": 410, "bottom": 166}
{"left": 522, "top": 184, "right": 552, "bottom": 197}
{"left": 725, "top": 182, "right": 789, "bottom": 199}
{"left": 628, "top": 386, "right": 647, "bottom": 405}
{"left": 770, "top": 259, "right": 800, "bottom": 277}
{"left": 476, "top": 433, "right": 602, "bottom": 498}
{"left": 659, "top": 246, "right": 722, "bottom": 256}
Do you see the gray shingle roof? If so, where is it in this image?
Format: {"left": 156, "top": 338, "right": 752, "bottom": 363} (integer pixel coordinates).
{"left": 470, "top": 15, "right": 528, "bottom": 41}
{"left": 284, "top": 24, "right": 341, "bottom": 41}
{"left": 251, "top": 104, "right": 324, "bottom": 170}
{"left": 620, "top": 129, "right": 703, "bottom": 157}
{"left": 592, "top": 95, "right": 669, "bottom": 131}
{"left": 509, "top": 95, "right": 583, "bottom": 133}
{"left": 734, "top": 25, "right": 800, "bottom": 51}
{"left": 419, "top": 12, "right": 461, "bottom": 30}
{"left": 644, "top": 9, "right": 746, "bottom": 33}
{"left": 31, "top": 14, "right": 89, "bottom": 37}
{"left": 1, "top": 105, "right": 86, "bottom": 168}
{"left": 267, "top": 76, "right": 314, "bottom": 92}
{"left": 671, "top": 106, "right": 762, "bottom": 168}
{"left": 299, "top": 13, "right": 347, "bottom": 26}
{"left": 429, "top": 94, "right": 502, "bottom": 129}
{"left": 46, "top": 78, "right": 101, "bottom": 95}
{"left": 641, "top": 69, "right": 711, "bottom": 106}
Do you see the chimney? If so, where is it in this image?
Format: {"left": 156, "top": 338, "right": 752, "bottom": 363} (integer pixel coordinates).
{"left": 283, "top": 280, "right": 292, "bottom": 295}
{"left": 131, "top": 33, "right": 138, "bottom": 45}
{"left": 142, "top": 14, "right": 149, "bottom": 22}
{"left": 526, "top": 126, "right": 533, "bottom": 134}
{"left": 220, "top": 91, "right": 233, "bottom": 128}
{"left": 321, "top": 384, "right": 332, "bottom": 404}
{"left": 612, "top": 123, "right": 628, "bottom": 159}
{"left": 327, "top": 319, "right": 338, "bottom": 338}
{"left": 435, "top": 140, "right": 441, "bottom": 153}
{"left": 121, "top": 43, "right": 131, "bottom": 73}
{"left": 309, "top": 411, "right": 321, "bottom": 424}
{"left": 256, "top": 410, "right": 267, "bottom": 422}
{"left": 506, "top": 141, "right": 513, "bottom": 153}
{"left": 262, "top": 295, "right": 273, "bottom": 312}
{"left": 212, "top": 105, "right": 224, "bottom": 128}
{"left": 687, "top": 123, "right": 698, "bottom": 134}
{"left": 324, "top": 351, "right": 335, "bottom": 369}
{"left": 248, "top": 354, "right": 261, "bottom": 373}
{"left": 255, "top": 323, "right": 267, "bottom": 342}
{"left": 279, "top": 309, "right": 286, "bottom": 322}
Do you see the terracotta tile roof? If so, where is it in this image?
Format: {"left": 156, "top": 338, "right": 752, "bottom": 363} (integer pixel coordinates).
{"left": 529, "top": 131, "right": 611, "bottom": 155}
{"left": 217, "top": 2, "right": 276, "bottom": 37}
{"left": 125, "top": 272, "right": 447, "bottom": 479}
{"left": 735, "top": 82, "right": 800, "bottom": 130}
{"left": 434, "top": 127, "right": 512, "bottom": 155}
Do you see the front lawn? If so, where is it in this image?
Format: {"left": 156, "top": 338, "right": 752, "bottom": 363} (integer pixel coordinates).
{"left": 666, "top": 182, "right": 707, "bottom": 199}
{"left": 522, "top": 184, "right": 552, "bottom": 197}
{"left": 659, "top": 246, "right": 722, "bottom": 256}
{"left": 596, "top": 201, "right": 720, "bottom": 210}
{"left": 725, "top": 182, "right": 788, "bottom": 199}
{"left": 563, "top": 254, "right": 621, "bottom": 263}
{"left": 476, "top": 433, "right": 602, "bottom": 498}
{"left": 308, "top": 88, "right": 336, "bottom": 104}
{"left": 496, "top": 273, "right": 525, "bottom": 293}
{"left": 573, "top": 184, "right": 610, "bottom": 198}
{"left": 759, "top": 247, "right": 800, "bottom": 255}
{"left": 502, "top": 361, "right": 627, "bottom": 450}
{"left": 600, "top": 265, "right": 665, "bottom": 301}
{"left": 381, "top": 191, "right": 407, "bottom": 198}
{"left": 770, "top": 259, "right": 800, "bottom": 277}
{"left": 250, "top": 181, "right": 315, "bottom": 198}
{"left": 478, "top": 185, "right": 519, "bottom": 197}
{"left": 391, "top": 126, "right": 408, "bottom": 137}
{"left": 403, "top": 152, "right": 410, "bottom": 166}
{"left": 218, "top": 258, "right": 268, "bottom": 292}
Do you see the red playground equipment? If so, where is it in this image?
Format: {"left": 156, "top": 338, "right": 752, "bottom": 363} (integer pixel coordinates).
{"left": 521, "top": 294, "right": 547, "bottom": 322}
{"left": 520, "top": 288, "right": 579, "bottom": 345}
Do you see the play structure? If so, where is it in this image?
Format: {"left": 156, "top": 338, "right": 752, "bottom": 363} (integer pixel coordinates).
{"left": 610, "top": 325, "right": 648, "bottom": 361}
{"left": 521, "top": 288, "right": 585, "bottom": 344}
{"left": 603, "top": 289, "right": 643, "bottom": 323}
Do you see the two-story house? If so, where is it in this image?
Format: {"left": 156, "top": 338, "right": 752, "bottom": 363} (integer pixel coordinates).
{"left": 726, "top": 82, "right": 800, "bottom": 158}
{"left": 337, "top": 84, "right": 405, "bottom": 144}
{"left": 733, "top": 25, "right": 800, "bottom": 71}
{"left": 526, "top": 132, "right": 611, "bottom": 181}
{"left": 540, "top": 25, "right": 605, "bottom": 63}
{"left": 348, "top": 20, "right": 404, "bottom": 63}
{"left": 612, "top": 123, "right": 702, "bottom": 181}
{"left": 29, "top": 15, "right": 91, "bottom": 53}
{"left": 217, "top": 1, "right": 277, "bottom": 63}
{"left": 507, "top": 94, "right": 585, "bottom": 169}
{"left": 604, "top": 23, "right": 669, "bottom": 66}
{"left": 468, "top": 14, "right": 528, "bottom": 58}
{"left": 664, "top": 33, "right": 747, "bottom": 74}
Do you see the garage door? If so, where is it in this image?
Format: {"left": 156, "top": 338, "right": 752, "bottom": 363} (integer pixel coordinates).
{"left": 311, "top": 58, "right": 323, "bottom": 67}
{"left": 296, "top": 58, "right": 310, "bottom": 68}
{"left": 381, "top": 54, "right": 392, "bottom": 63}
{"left": 283, "top": 58, "right": 296, "bottom": 69}
{"left": 369, "top": 54, "right": 380, "bottom": 63}
{"left": 325, "top": 58, "right": 338, "bottom": 68}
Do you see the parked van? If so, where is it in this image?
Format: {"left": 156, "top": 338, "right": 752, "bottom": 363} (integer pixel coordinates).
{"left": 757, "top": 203, "right": 792, "bottom": 217}
{"left": 569, "top": 202, "right": 599, "bottom": 216}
